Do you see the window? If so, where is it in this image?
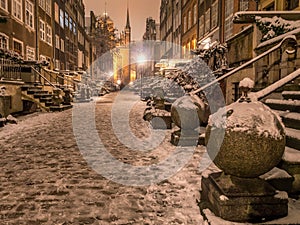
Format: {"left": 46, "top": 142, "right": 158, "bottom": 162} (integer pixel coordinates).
{"left": 39, "top": 19, "right": 45, "bottom": 41}
{"left": 211, "top": 1, "right": 218, "bottom": 28}
{"left": 39, "top": 0, "right": 45, "bottom": 9}
{"left": 69, "top": 17, "right": 73, "bottom": 32}
{"left": 65, "top": 12, "right": 69, "bottom": 28}
{"left": 205, "top": 8, "right": 211, "bottom": 33}
{"left": 193, "top": 4, "right": 197, "bottom": 25}
{"left": 54, "top": 3, "right": 59, "bottom": 23}
{"left": 26, "top": 46, "right": 35, "bottom": 60}
{"left": 55, "top": 35, "right": 60, "bottom": 49}
{"left": 45, "top": 0, "right": 51, "bottom": 15}
{"left": 12, "top": 0, "right": 22, "bottom": 21}
{"left": 13, "top": 39, "right": 23, "bottom": 55}
{"left": 25, "top": 0, "right": 34, "bottom": 29}
{"left": 239, "top": 0, "right": 249, "bottom": 11}
{"left": 0, "top": 0, "right": 8, "bottom": 11}
{"left": 199, "top": 15, "right": 204, "bottom": 38}
{"left": 60, "top": 38, "right": 64, "bottom": 52}
{"left": 46, "top": 24, "right": 52, "bottom": 45}
{"left": 0, "top": 33, "right": 8, "bottom": 49}
{"left": 60, "top": 9, "right": 64, "bottom": 28}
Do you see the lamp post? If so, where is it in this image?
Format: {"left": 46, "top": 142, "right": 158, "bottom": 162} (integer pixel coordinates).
{"left": 137, "top": 54, "right": 146, "bottom": 100}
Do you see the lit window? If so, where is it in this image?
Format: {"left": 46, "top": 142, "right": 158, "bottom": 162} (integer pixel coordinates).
{"left": 69, "top": 17, "right": 73, "bottom": 32}
{"left": 25, "top": 0, "right": 34, "bottom": 29}
{"left": 40, "top": 20, "right": 45, "bottom": 41}
{"left": 12, "top": 0, "right": 22, "bottom": 21}
{"left": 0, "top": 33, "right": 8, "bottom": 49}
{"left": 54, "top": 3, "right": 59, "bottom": 23}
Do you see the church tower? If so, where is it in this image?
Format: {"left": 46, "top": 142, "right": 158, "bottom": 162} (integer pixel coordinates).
{"left": 124, "top": 6, "right": 131, "bottom": 45}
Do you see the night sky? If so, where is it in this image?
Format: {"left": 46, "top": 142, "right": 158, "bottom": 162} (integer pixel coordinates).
{"left": 83, "top": 0, "right": 160, "bottom": 41}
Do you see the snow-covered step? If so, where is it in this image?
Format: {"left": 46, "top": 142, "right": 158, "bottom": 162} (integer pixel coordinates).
{"left": 265, "top": 99, "right": 300, "bottom": 112}
{"left": 286, "top": 127, "right": 300, "bottom": 151}
{"left": 282, "top": 91, "right": 300, "bottom": 100}
{"left": 273, "top": 110, "right": 300, "bottom": 130}
{"left": 260, "top": 167, "right": 294, "bottom": 193}
{"left": 279, "top": 147, "right": 300, "bottom": 194}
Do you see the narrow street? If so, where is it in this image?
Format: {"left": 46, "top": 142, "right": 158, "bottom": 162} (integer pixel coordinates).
{"left": 0, "top": 92, "right": 206, "bottom": 225}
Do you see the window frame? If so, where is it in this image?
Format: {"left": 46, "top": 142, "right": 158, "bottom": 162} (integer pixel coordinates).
{"left": 25, "top": 0, "right": 34, "bottom": 29}
{"left": 39, "top": 19, "right": 45, "bottom": 41}
{"left": 12, "top": 0, "right": 23, "bottom": 22}
{"left": 0, "top": 0, "right": 8, "bottom": 12}
{"left": 0, "top": 32, "right": 9, "bottom": 50}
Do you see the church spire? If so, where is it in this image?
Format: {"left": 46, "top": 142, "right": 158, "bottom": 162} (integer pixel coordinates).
{"left": 125, "top": 2, "right": 131, "bottom": 29}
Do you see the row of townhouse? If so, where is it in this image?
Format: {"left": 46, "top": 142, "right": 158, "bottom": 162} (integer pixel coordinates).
{"left": 160, "top": 0, "right": 300, "bottom": 58}
{"left": 0, "top": 0, "right": 96, "bottom": 73}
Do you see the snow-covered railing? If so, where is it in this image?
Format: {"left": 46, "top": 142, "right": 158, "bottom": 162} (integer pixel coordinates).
{"left": 31, "top": 66, "right": 61, "bottom": 90}
{"left": 250, "top": 68, "right": 300, "bottom": 101}
{"left": 191, "top": 35, "right": 298, "bottom": 95}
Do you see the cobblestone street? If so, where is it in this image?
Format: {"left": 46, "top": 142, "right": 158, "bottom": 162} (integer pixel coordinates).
{"left": 0, "top": 92, "right": 206, "bottom": 224}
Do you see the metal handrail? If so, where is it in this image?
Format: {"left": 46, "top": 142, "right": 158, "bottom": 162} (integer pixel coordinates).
{"left": 191, "top": 35, "right": 298, "bottom": 95}
{"left": 250, "top": 68, "right": 300, "bottom": 101}
{"left": 31, "top": 66, "right": 60, "bottom": 90}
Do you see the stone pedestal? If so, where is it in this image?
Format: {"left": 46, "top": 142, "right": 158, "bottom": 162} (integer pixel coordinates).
{"left": 200, "top": 172, "right": 288, "bottom": 223}
{"left": 171, "top": 128, "right": 199, "bottom": 146}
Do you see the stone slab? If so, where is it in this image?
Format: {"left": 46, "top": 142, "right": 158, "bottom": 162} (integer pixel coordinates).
{"left": 200, "top": 172, "right": 288, "bottom": 223}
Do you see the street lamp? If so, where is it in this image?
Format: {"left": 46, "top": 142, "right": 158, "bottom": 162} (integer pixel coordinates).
{"left": 137, "top": 54, "right": 147, "bottom": 100}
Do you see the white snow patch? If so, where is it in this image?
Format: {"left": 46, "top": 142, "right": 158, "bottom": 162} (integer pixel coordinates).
{"left": 208, "top": 101, "right": 285, "bottom": 140}
{"left": 239, "top": 78, "right": 254, "bottom": 89}
{"left": 274, "top": 191, "right": 289, "bottom": 200}
{"left": 260, "top": 167, "right": 292, "bottom": 180}
{"left": 283, "top": 147, "right": 300, "bottom": 163}
{"left": 219, "top": 195, "right": 229, "bottom": 201}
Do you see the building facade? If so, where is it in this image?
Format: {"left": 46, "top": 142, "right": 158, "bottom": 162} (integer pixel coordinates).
{"left": 0, "top": 0, "right": 92, "bottom": 72}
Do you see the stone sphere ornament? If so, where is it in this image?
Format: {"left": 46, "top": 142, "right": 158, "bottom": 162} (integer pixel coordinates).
{"left": 205, "top": 78, "right": 286, "bottom": 178}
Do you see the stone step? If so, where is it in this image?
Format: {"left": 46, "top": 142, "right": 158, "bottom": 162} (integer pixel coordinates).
{"left": 21, "top": 84, "right": 43, "bottom": 91}
{"left": 39, "top": 97, "right": 52, "bottom": 103}
{"left": 286, "top": 127, "right": 300, "bottom": 151}
{"left": 265, "top": 99, "right": 300, "bottom": 112}
{"left": 278, "top": 147, "right": 300, "bottom": 194}
{"left": 282, "top": 91, "right": 300, "bottom": 100}
{"left": 50, "top": 104, "right": 73, "bottom": 112}
{"left": 33, "top": 93, "right": 53, "bottom": 99}
{"left": 274, "top": 110, "right": 300, "bottom": 130}
{"left": 27, "top": 89, "right": 49, "bottom": 95}
{"left": 283, "top": 83, "right": 300, "bottom": 91}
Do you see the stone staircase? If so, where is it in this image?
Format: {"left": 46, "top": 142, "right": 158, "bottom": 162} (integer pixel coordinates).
{"left": 263, "top": 83, "right": 300, "bottom": 195}
{"left": 21, "top": 84, "right": 72, "bottom": 113}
